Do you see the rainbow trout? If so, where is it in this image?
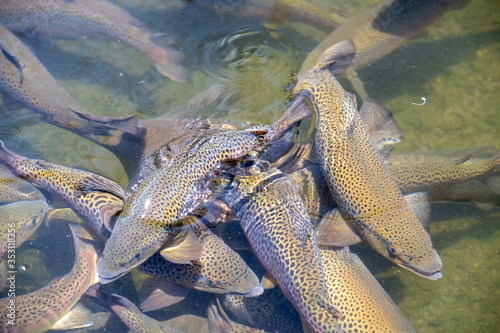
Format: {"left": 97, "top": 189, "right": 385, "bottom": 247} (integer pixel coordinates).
{"left": 320, "top": 246, "right": 416, "bottom": 333}
{"left": 0, "top": 141, "right": 125, "bottom": 240}
{"left": 300, "top": 0, "right": 470, "bottom": 98}
{"left": 0, "top": 0, "right": 187, "bottom": 82}
{"left": 0, "top": 200, "right": 48, "bottom": 290}
{"left": 0, "top": 224, "right": 101, "bottom": 333}
{"left": 223, "top": 167, "right": 343, "bottom": 333}
{"left": 292, "top": 39, "right": 442, "bottom": 280}
{"left": 97, "top": 127, "right": 269, "bottom": 284}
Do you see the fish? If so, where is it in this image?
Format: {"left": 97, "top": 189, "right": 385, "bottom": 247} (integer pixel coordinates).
{"left": 97, "top": 127, "right": 270, "bottom": 284}
{"left": 0, "top": 0, "right": 188, "bottom": 82}
{"left": 0, "top": 200, "right": 48, "bottom": 290}
{"left": 202, "top": 0, "right": 347, "bottom": 32}
{"left": 0, "top": 140, "right": 125, "bottom": 240}
{"left": 223, "top": 166, "right": 344, "bottom": 333}
{"left": 387, "top": 152, "right": 500, "bottom": 196}
{"left": 85, "top": 285, "right": 182, "bottom": 333}
{"left": 291, "top": 39, "right": 442, "bottom": 280}
{"left": 320, "top": 246, "right": 416, "bottom": 333}
{"left": 0, "top": 169, "right": 46, "bottom": 204}
{"left": 222, "top": 288, "right": 303, "bottom": 333}
{"left": 207, "top": 299, "right": 265, "bottom": 333}
{"left": 138, "top": 215, "right": 262, "bottom": 300}
{"left": 0, "top": 223, "right": 101, "bottom": 332}
{"left": 300, "top": 0, "right": 470, "bottom": 99}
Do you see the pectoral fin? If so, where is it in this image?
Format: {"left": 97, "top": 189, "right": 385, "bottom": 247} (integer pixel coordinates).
{"left": 404, "top": 192, "right": 431, "bottom": 232}
{"left": 0, "top": 39, "right": 25, "bottom": 84}
{"left": 359, "top": 98, "right": 404, "bottom": 151}
{"left": 260, "top": 271, "right": 278, "bottom": 290}
{"left": 139, "top": 277, "right": 188, "bottom": 312}
{"left": 160, "top": 227, "right": 203, "bottom": 264}
{"left": 50, "top": 303, "right": 95, "bottom": 330}
{"left": 315, "top": 209, "right": 362, "bottom": 246}
{"left": 76, "top": 175, "right": 125, "bottom": 200}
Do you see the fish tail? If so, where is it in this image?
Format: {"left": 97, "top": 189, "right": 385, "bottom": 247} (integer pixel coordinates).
{"left": 149, "top": 34, "right": 189, "bottom": 83}
{"left": 489, "top": 153, "right": 500, "bottom": 173}
{"left": 69, "top": 224, "right": 102, "bottom": 286}
{"left": 0, "top": 140, "right": 26, "bottom": 174}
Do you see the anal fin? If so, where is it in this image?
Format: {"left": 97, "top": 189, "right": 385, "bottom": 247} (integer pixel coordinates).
{"left": 139, "top": 277, "right": 188, "bottom": 312}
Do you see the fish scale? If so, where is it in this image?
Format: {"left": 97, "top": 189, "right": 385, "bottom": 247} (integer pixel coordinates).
{"left": 97, "top": 128, "right": 269, "bottom": 283}
{"left": 0, "top": 224, "right": 100, "bottom": 333}
{"left": 224, "top": 167, "right": 343, "bottom": 333}
{"left": 319, "top": 246, "right": 416, "bottom": 333}
{"left": 0, "top": 141, "right": 124, "bottom": 241}
{"left": 292, "top": 40, "right": 442, "bottom": 279}
{"left": 138, "top": 216, "right": 261, "bottom": 295}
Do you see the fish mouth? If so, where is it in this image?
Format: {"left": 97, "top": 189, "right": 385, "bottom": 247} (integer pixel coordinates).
{"left": 97, "top": 270, "right": 128, "bottom": 284}
{"left": 395, "top": 260, "right": 443, "bottom": 280}
{"left": 242, "top": 284, "right": 264, "bottom": 297}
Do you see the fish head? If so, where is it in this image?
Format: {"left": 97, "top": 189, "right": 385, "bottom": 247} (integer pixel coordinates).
{"left": 291, "top": 39, "right": 355, "bottom": 99}
{"left": 16, "top": 200, "right": 48, "bottom": 236}
{"left": 363, "top": 222, "right": 442, "bottom": 280}
{"left": 97, "top": 216, "right": 170, "bottom": 284}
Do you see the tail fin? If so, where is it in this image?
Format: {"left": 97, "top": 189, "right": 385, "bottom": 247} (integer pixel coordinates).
{"left": 150, "top": 34, "right": 189, "bottom": 83}
{"left": 69, "top": 224, "right": 102, "bottom": 286}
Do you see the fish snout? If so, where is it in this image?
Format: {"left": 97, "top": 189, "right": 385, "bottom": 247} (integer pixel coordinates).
{"left": 397, "top": 248, "right": 443, "bottom": 280}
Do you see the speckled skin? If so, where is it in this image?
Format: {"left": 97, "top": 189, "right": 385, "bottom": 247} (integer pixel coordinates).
{"left": 320, "top": 246, "right": 416, "bottom": 333}
{"left": 387, "top": 153, "right": 500, "bottom": 195}
{"left": 0, "top": 224, "right": 100, "bottom": 333}
{"left": 0, "top": 141, "right": 124, "bottom": 240}
{"left": 222, "top": 288, "right": 303, "bottom": 333}
{"left": 0, "top": 170, "right": 46, "bottom": 204}
{"left": 97, "top": 128, "right": 269, "bottom": 283}
{"left": 207, "top": 302, "right": 264, "bottom": 333}
{"left": 224, "top": 167, "right": 343, "bottom": 333}
{"left": 138, "top": 216, "right": 260, "bottom": 295}
{"left": 0, "top": 200, "right": 48, "bottom": 260}
{"left": 0, "top": 0, "right": 187, "bottom": 82}
{"left": 292, "top": 40, "right": 442, "bottom": 280}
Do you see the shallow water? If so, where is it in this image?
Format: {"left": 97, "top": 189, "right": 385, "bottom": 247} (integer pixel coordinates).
{"left": 0, "top": 0, "right": 498, "bottom": 332}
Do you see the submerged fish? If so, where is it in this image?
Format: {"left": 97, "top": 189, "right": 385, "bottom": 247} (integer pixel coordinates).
{"left": 223, "top": 167, "right": 343, "bottom": 333}
{"left": 0, "top": 200, "right": 48, "bottom": 290}
{"left": 97, "top": 127, "right": 269, "bottom": 284}
{"left": 0, "top": 169, "right": 46, "bottom": 204}
{"left": 202, "top": 0, "right": 346, "bottom": 32}
{"left": 0, "top": 224, "right": 101, "bottom": 332}
{"left": 320, "top": 246, "right": 416, "bottom": 333}
{"left": 387, "top": 152, "right": 500, "bottom": 196}
{"left": 207, "top": 299, "right": 264, "bottom": 333}
{"left": 300, "top": 0, "right": 470, "bottom": 98}
{"left": 85, "top": 285, "right": 182, "bottom": 333}
{"left": 0, "top": 140, "right": 125, "bottom": 240}
{"left": 138, "top": 216, "right": 262, "bottom": 299}
{"left": 291, "top": 40, "right": 442, "bottom": 280}
{"left": 0, "top": 0, "right": 188, "bottom": 82}
{"left": 222, "top": 288, "right": 303, "bottom": 333}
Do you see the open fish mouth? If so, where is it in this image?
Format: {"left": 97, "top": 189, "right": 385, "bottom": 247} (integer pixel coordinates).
{"left": 395, "top": 260, "right": 443, "bottom": 280}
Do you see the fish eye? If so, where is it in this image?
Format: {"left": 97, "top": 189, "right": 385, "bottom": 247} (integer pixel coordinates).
{"left": 389, "top": 246, "right": 398, "bottom": 256}
{"left": 30, "top": 216, "right": 38, "bottom": 226}
{"left": 134, "top": 253, "right": 142, "bottom": 260}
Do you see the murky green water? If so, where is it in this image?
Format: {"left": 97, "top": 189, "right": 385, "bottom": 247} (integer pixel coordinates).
{"left": 0, "top": 0, "right": 498, "bottom": 332}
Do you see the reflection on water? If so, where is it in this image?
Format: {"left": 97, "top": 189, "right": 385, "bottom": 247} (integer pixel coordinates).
{"left": 0, "top": 0, "right": 498, "bottom": 332}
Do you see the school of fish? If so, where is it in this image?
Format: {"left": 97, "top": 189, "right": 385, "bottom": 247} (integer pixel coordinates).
{"left": 0, "top": 0, "right": 497, "bottom": 332}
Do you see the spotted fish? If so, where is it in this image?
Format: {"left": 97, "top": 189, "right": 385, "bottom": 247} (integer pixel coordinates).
{"left": 207, "top": 299, "right": 264, "bottom": 333}
{"left": 0, "top": 0, "right": 187, "bottom": 82}
{"left": 97, "top": 127, "right": 269, "bottom": 284}
{"left": 0, "top": 224, "right": 101, "bottom": 332}
{"left": 0, "top": 169, "right": 46, "bottom": 204}
{"left": 0, "top": 140, "right": 125, "bottom": 240}
{"left": 222, "top": 288, "right": 303, "bottom": 333}
{"left": 387, "top": 152, "right": 500, "bottom": 196}
{"left": 138, "top": 215, "right": 262, "bottom": 299}
{"left": 85, "top": 285, "right": 182, "bottom": 333}
{"left": 223, "top": 167, "right": 343, "bottom": 333}
{"left": 0, "top": 200, "right": 48, "bottom": 290}
{"left": 300, "top": 0, "right": 470, "bottom": 98}
{"left": 292, "top": 39, "right": 442, "bottom": 280}
{"left": 320, "top": 246, "right": 416, "bottom": 332}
